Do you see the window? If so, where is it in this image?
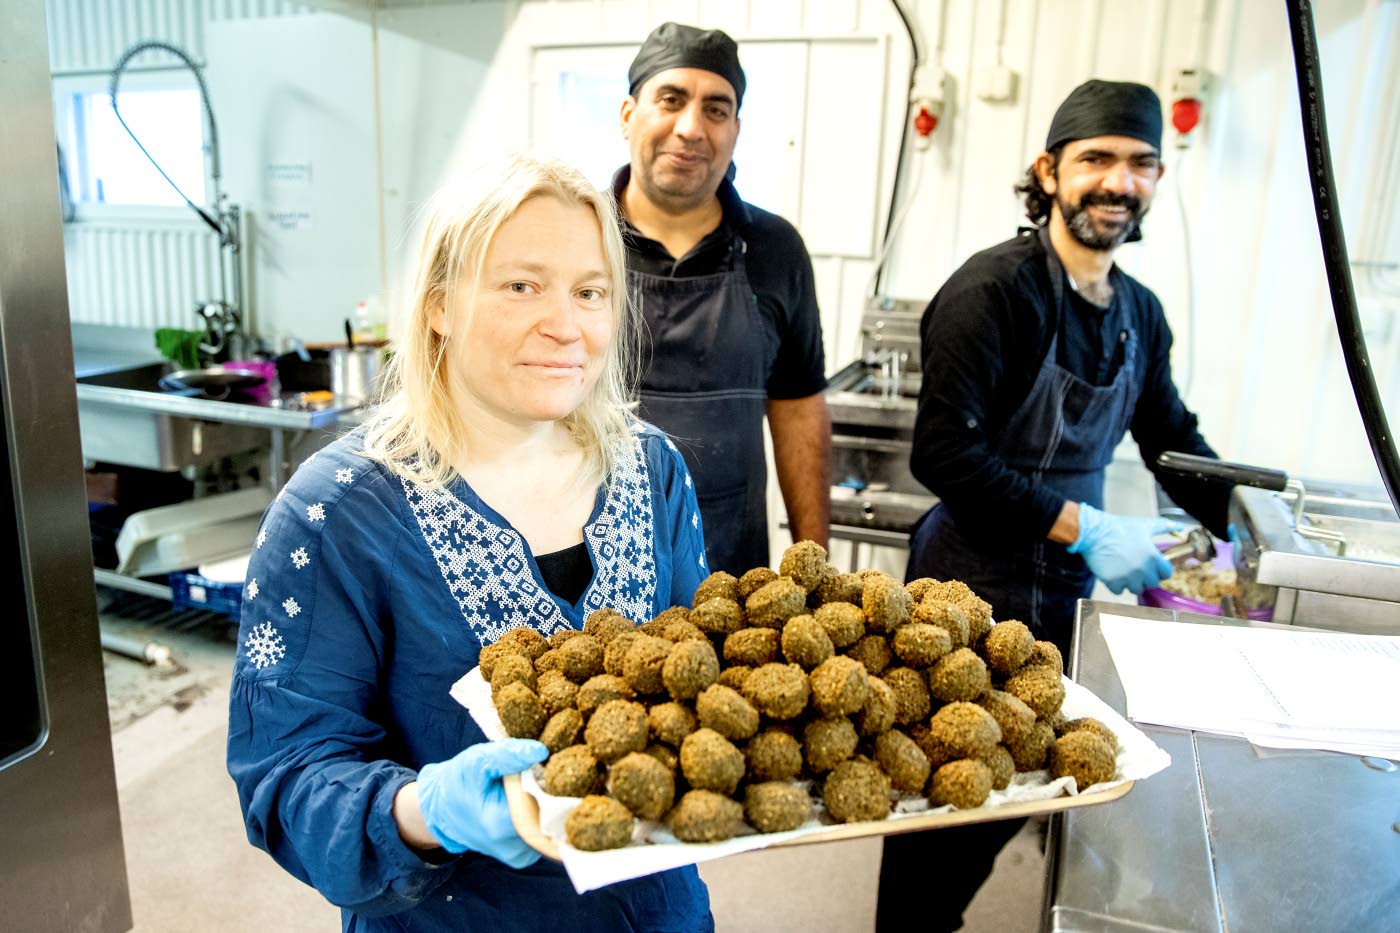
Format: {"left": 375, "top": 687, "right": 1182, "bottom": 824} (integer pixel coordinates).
{"left": 56, "top": 78, "right": 207, "bottom": 213}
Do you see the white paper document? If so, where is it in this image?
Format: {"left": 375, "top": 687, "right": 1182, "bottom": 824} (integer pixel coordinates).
{"left": 1098, "top": 614, "right": 1400, "bottom": 758}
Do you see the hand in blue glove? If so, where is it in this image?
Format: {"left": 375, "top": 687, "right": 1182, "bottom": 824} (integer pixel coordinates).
{"left": 1067, "top": 503, "right": 1182, "bottom": 595}
{"left": 416, "top": 738, "right": 548, "bottom": 868}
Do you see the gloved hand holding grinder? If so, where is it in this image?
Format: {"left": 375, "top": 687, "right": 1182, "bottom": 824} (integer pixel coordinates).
{"left": 1065, "top": 502, "right": 1182, "bottom": 595}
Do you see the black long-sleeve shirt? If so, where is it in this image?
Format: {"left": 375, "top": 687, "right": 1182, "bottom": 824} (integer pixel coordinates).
{"left": 911, "top": 229, "right": 1229, "bottom": 548}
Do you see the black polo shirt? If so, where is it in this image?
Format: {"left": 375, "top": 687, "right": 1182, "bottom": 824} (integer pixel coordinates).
{"left": 912, "top": 228, "right": 1228, "bottom": 546}
{"left": 612, "top": 166, "right": 827, "bottom": 400}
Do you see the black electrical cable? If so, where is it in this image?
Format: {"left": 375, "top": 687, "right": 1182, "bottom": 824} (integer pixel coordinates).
{"left": 1285, "top": 1, "right": 1400, "bottom": 512}
{"left": 873, "top": 0, "right": 922, "bottom": 298}
{"left": 109, "top": 41, "right": 226, "bottom": 241}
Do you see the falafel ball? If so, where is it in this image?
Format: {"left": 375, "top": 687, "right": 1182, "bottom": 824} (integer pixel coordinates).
{"left": 906, "top": 722, "right": 953, "bottom": 769}
{"left": 745, "top": 782, "right": 813, "bottom": 833}
{"left": 1059, "top": 717, "right": 1119, "bottom": 754}
{"left": 695, "top": 684, "right": 760, "bottom": 741}
{"left": 738, "top": 567, "right": 780, "bottom": 600}
{"left": 745, "top": 730, "right": 804, "bottom": 782}
{"left": 905, "top": 578, "right": 937, "bottom": 603}
{"left": 541, "top": 745, "right": 603, "bottom": 797}
{"left": 892, "top": 623, "right": 953, "bottom": 669}
{"left": 921, "top": 579, "right": 977, "bottom": 606}
{"left": 854, "top": 677, "right": 898, "bottom": 737}
{"left": 576, "top": 674, "right": 633, "bottom": 717}
{"left": 927, "top": 702, "right": 1002, "bottom": 758}
{"left": 1006, "top": 721, "right": 1054, "bottom": 771}
{"left": 927, "top": 648, "right": 991, "bottom": 703}
{"left": 823, "top": 757, "right": 892, "bottom": 823}
{"left": 603, "top": 630, "right": 643, "bottom": 677}
{"left": 647, "top": 701, "right": 699, "bottom": 747}
{"left": 497, "top": 626, "right": 550, "bottom": 661}
{"left": 874, "top": 730, "right": 932, "bottom": 794}
{"left": 692, "top": 597, "right": 744, "bottom": 637}
{"left": 741, "top": 663, "right": 811, "bottom": 720}
{"left": 957, "top": 594, "right": 994, "bottom": 646}
{"left": 717, "top": 665, "right": 753, "bottom": 693}
{"left": 693, "top": 571, "right": 742, "bottom": 607}
{"left": 779, "top": 540, "right": 829, "bottom": 591}
{"left": 976, "top": 690, "right": 1036, "bottom": 746}
{"left": 1051, "top": 731, "right": 1117, "bottom": 789}
{"left": 913, "top": 598, "right": 970, "bottom": 649}
{"left": 607, "top": 752, "right": 676, "bottom": 820}
{"left": 494, "top": 682, "right": 546, "bottom": 739}
{"left": 583, "top": 699, "right": 648, "bottom": 763}
{"left": 622, "top": 634, "right": 674, "bottom": 696}
{"left": 663, "top": 620, "right": 709, "bottom": 644}
{"left": 813, "top": 602, "right": 866, "bottom": 649}
{"left": 883, "top": 667, "right": 933, "bottom": 725}
{"left": 644, "top": 743, "right": 679, "bottom": 773}
{"left": 477, "top": 642, "right": 515, "bottom": 682}
{"left": 1004, "top": 666, "right": 1066, "bottom": 719}
{"left": 539, "top": 707, "right": 583, "bottom": 754}
{"left": 650, "top": 605, "right": 693, "bottom": 629}
{"left": 557, "top": 634, "right": 605, "bottom": 683}
{"left": 539, "top": 676, "right": 580, "bottom": 717}
{"left": 862, "top": 573, "right": 914, "bottom": 633}
{"left": 566, "top": 794, "right": 634, "bottom": 851}
{"left": 679, "top": 728, "right": 746, "bottom": 795}
{"left": 845, "top": 633, "right": 893, "bottom": 676}
{"left": 490, "top": 653, "right": 538, "bottom": 695}
{"left": 723, "top": 628, "right": 782, "bottom": 667}
{"left": 746, "top": 577, "right": 808, "bottom": 629}
{"left": 803, "top": 717, "right": 860, "bottom": 772}
{"left": 549, "top": 629, "right": 584, "bottom": 649}
{"left": 781, "top": 615, "right": 835, "bottom": 670}
{"left": 815, "top": 571, "right": 864, "bottom": 607}
{"left": 1025, "top": 639, "right": 1064, "bottom": 677}
{"left": 668, "top": 790, "right": 746, "bottom": 843}
{"left": 809, "top": 656, "right": 871, "bottom": 717}
{"left": 661, "top": 639, "right": 720, "bottom": 701}
{"left": 983, "top": 620, "right": 1035, "bottom": 675}
{"left": 534, "top": 648, "right": 561, "bottom": 673}
{"left": 583, "top": 609, "right": 635, "bottom": 645}
{"left": 930, "top": 759, "right": 993, "bottom": 809}
{"left": 978, "top": 745, "right": 1016, "bottom": 790}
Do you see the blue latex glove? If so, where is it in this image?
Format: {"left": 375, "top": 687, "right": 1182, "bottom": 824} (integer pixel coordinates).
{"left": 416, "top": 738, "right": 548, "bottom": 867}
{"left": 1067, "top": 503, "right": 1183, "bottom": 595}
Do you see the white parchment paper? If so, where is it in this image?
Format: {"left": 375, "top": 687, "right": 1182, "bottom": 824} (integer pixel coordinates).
{"left": 451, "top": 668, "right": 1170, "bottom": 894}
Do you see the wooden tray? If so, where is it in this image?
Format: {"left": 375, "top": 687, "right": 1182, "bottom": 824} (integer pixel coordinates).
{"left": 504, "top": 773, "right": 1135, "bottom": 862}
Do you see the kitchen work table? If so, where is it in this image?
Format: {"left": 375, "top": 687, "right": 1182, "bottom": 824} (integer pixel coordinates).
{"left": 1044, "top": 602, "right": 1399, "bottom": 932}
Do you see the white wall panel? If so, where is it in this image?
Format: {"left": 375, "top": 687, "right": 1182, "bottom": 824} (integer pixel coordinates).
{"left": 63, "top": 222, "right": 223, "bottom": 329}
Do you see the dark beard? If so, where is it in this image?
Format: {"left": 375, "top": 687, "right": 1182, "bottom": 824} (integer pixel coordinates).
{"left": 1059, "top": 190, "right": 1146, "bottom": 250}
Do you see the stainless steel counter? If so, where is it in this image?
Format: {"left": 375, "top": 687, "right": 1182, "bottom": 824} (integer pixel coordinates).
{"left": 1044, "top": 602, "right": 1400, "bottom": 932}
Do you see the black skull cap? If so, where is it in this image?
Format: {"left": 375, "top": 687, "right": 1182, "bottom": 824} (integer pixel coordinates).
{"left": 1046, "top": 79, "right": 1162, "bottom": 152}
{"left": 628, "top": 22, "right": 746, "bottom": 109}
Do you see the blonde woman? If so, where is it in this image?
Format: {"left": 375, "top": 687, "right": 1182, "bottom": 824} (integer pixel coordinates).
{"left": 227, "top": 156, "right": 713, "bottom": 931}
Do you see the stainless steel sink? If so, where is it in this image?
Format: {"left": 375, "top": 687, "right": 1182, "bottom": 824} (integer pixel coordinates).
{"left": 76, "top": 362, "right": 267, "bottom": 471}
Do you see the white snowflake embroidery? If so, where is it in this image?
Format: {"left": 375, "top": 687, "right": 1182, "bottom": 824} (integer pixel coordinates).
{"left": 246, "top": 578, "right": 259, "bottom": 599}
{"left": 244, "top": 622, "right": 286, "bottom": 669}
{"left": 282, "top": 597, "right": 301, "bottom": 618}
{"left": 291, "top": 547, "right": 310, "bottom": 569}
{"left": 336, "top": 468, "right": 354, "bottom": 484}
{"left": 691, "top": 513, "right": 699, "bottom": 529}
{"left": 665, "top": 437, "right": 678, "bottom": 452}
{"left": 698, "top": 554, "right": 706, "bottom": 568}
{"left": 307, "top": 503, "right": 326, "bottom": 522}
{"left": 402, "top": 435, "right": 657, "bottom": 643}
{"left": 256, "top": 529, "right": 267, "bottom": 549}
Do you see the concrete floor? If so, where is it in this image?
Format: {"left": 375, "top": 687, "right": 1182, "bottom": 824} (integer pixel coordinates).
{"left": 103, "top": 601, "right": 1045, "bottom": 933}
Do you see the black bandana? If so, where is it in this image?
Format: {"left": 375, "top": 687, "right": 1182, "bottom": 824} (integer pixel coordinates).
{"left": 1046, "top": 80, "right": 1162, "bottom": 152}
{"left": 628, "top": 22, "right": 746, "bottom": 109}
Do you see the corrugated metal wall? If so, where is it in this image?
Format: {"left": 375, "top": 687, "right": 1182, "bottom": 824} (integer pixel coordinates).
{"left": 62, "top": 222, "right": 226, "bottom": 329}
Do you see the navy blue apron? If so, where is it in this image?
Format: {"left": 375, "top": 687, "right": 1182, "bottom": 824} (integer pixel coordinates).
{"left": 632, "top": 239, "right": 776, "bottom": 576}
{"left": 906, "top": 227, "right": 1143, "bottom": 653}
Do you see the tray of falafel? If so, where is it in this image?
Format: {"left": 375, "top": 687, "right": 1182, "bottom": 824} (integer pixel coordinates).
{"left": 451, "top": 542, "right": 1172, "bottom": 893}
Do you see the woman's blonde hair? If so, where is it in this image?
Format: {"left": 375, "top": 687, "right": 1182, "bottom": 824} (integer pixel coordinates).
{"left": 361, "top": 153, "right": 639, "bottom": 489}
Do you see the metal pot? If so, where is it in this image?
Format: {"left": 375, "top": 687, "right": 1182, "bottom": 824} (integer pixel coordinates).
{"left": 330, "top": 346, "right": 384, "bottom": 405}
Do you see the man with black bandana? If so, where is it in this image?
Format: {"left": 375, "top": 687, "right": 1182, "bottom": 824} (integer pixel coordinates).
{"left": 614, "top": 22, "right": 831, "bottom": 577}
{"left": 877, "top": 80, "right": 1227, "bottom": 932}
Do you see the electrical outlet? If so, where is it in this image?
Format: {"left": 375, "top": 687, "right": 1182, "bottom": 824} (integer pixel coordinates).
{"left": 977, "top": 65, "right": 1018, "bottom": 104}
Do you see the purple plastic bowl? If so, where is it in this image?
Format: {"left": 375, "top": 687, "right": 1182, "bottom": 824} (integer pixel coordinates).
{"left": 1138, "top": 540, "right": 1273, "bottom": 620}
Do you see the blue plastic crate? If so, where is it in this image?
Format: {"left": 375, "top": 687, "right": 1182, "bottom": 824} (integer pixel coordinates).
{"left": 169, "top": 571, "right": 244, "bottom": 618}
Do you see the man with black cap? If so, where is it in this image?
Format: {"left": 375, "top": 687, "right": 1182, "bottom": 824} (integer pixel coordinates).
{"left": 878, "top": 80, "right": 1227, "bottom": 931}
{"left": 615, "top": 21, "right": 831, "bottom": 577}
